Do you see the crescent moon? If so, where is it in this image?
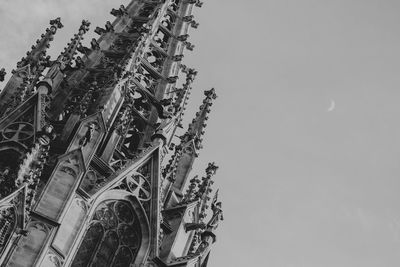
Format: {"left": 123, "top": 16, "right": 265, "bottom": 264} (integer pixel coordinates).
{"left": 327, "top": 100, "right": 335, "bottom": 112}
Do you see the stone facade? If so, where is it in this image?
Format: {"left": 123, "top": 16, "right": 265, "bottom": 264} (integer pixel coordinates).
{"left": 0, "top": 0, "right": 222, "bottom": 266}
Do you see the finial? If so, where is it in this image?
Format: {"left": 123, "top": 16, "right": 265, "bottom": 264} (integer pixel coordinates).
{"left": 16, "top": 17, "right": 63, "bottom": 73}
{"left": 49, "top": 17, "right": 64, "bottom": 29}
{"left": 205, "top": 162, "right": 218, "bottom": 176}
{"left": 204, "top": 88, "right": 217, "bottom": 100}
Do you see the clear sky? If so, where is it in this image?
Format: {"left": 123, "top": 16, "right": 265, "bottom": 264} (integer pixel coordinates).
{"left": 2, "top": 0, "right": 400, "bottom": 266}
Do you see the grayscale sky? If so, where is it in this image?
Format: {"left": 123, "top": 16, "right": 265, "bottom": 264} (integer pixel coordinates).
{"left": 2, "top": 0, "right": 400, "bottom": 266}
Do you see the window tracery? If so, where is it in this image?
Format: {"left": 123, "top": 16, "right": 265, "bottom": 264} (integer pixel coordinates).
{"left": 71, "top": 200, "right": 141, "bottom": 267}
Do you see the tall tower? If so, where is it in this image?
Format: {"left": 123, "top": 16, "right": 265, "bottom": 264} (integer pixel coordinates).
{"left": 0, "top": 1, "right": 223, "bottom": 266}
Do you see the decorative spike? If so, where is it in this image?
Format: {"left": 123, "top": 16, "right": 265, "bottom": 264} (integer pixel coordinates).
{"left": 59, "top": 20, "right": 90, "bottom": 65}
{"left": 180, "top": 88, "right": 217, "bottom": 150}
{"left": 191, "top": 162, "right": 219, "bottom": 221}
{"left": 17, "top": 17, "right": 63, "bottom": 70}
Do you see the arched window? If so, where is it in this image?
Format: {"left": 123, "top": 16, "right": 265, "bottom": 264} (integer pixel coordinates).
{"left": 71, "top": 200, "right": 141, "bottom": 267}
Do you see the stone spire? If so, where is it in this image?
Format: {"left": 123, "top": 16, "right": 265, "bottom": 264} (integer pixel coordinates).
{"left": 0, "top": 68, "right": 5, "bottom": 82}
{"left": 42, "top": 19, "right": 90, "bottom": 93}
{"left": 16, "top": 17, "right": 64, "bottom": 75}
{"left": 58, "top": 20, "right": 91, "bottom": 66}
{"left": 181, "top": 88, "right": 217, "bottom": 152}
{"left": 181, "top": 174, "right": 200, "bottom": 204}
{"left": 0, "top": 18, "right": 63, "bottom": 116}
{"left": 162, "top": 89, "right": 217, "bottom": 204}
{"left": 195, "top": 162, "right": 218, "bottom": 221}
{"left": 173, "top": 67, "right": 197, "bottom": 117}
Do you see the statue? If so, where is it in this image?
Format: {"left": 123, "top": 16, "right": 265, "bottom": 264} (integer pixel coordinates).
{"left": 105, "top": 21, "right": 114, "bottom": 32}
{"left": 90, "top": 38, "right": 100, "bottom": 50}
{"left": 205, "top": 200, "right": 223, "bottom": 232}
{"left": 190, "top": 21, "right": 199, "bottom": 29}
{"left": 0, "top": 68, "right": 6, "bottom": 82}
{"left": 79, "top": 123, "right": 96, "bottom": 147}
{"left": 111, "top": 5, "right": 128, "bottom": 17}
{"left": 185, "top": 191, "right": 223, "bottom": 234}
{"left": 95, "top": 21, "right": 114, "bottom": 35}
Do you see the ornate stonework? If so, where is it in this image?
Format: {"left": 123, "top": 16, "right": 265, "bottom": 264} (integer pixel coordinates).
{"left": 0, "top": 1, "right": 222, "bottom": 266}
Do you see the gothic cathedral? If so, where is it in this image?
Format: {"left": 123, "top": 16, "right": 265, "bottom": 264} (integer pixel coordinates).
{"left": 0, "top": 0, "right": 223, "bottom": 266}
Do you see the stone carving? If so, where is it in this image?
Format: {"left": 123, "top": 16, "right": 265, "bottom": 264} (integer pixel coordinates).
{"left": 79, "top": 123, "right": 96, "bottom": 147}
{"left": 184, "top": 41, "right": 195, "bottom": 51}
{"left": 95, "top": 21, "right": 114, "bottom": 35}
{"left": 190, "top": 20, "right": 199, "bottom": 28}
{"left": 182, "top": 15, "right": 194, "bottom": 22}
{"left": 110, "top": 5, "right": 128, "bottom": 17}
{"left": 176, "top": 34, "right": 189, "bottom": 42}
{"left": 171, "top": 54, "right": 184, "bottom": 61}
{"left": 0, "top": 2, "right": 224, "bottom": 266}
{"left": 0, "top": 68, "right": 6, "bottom": 82}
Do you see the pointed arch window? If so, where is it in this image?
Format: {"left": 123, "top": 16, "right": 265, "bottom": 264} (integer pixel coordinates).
{"left": 71, "top": 200, "right": 141, "bottom": 267}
